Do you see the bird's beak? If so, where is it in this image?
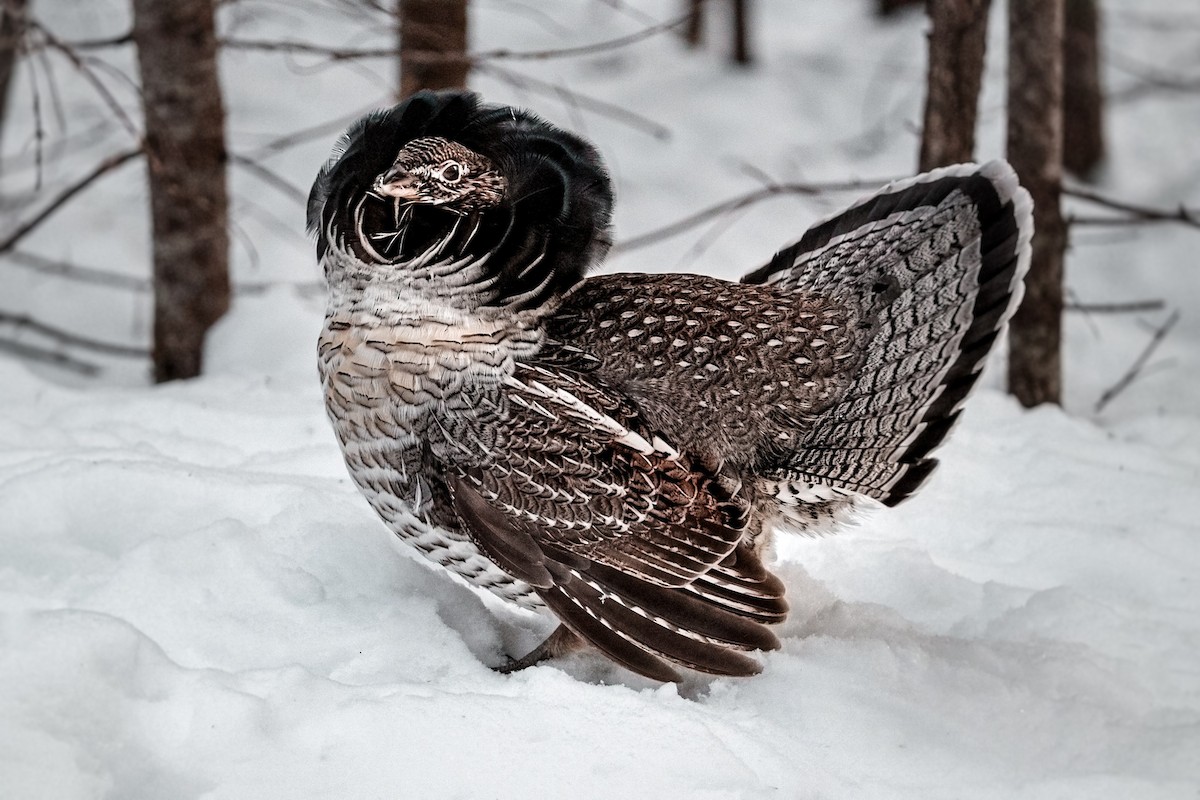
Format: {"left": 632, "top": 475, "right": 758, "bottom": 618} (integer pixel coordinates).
{"left": 374, "top": 167, "right": 419, "bottom": 201}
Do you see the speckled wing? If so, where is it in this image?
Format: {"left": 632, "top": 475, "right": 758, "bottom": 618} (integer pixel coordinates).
{"left": 545, "top": 271, "right": 874, "bottom": 539}
{"left": 447, "top": 362, "right": 787, "bottom": 682}
{"left": 550, "top": 161, "right": 1030, "bottom": 528}
{"left": 545, "top": 273, "right": 862, "bottom": 468}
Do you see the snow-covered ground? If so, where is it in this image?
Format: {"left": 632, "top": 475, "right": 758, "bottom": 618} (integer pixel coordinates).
{"left": 2, "top": 1, "right": 1199, "bottom": 797}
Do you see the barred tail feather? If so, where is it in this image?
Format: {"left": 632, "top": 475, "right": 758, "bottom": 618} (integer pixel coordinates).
{"left": 747, "top": 160, "right": 1032, "bottom": 507}
{"left": 537, "top": 544, "right": 785, "bottom": 682}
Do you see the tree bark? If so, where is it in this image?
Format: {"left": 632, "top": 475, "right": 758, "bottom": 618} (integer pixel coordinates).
{"left": 132, "top": 0, "right": 230, "bottom": 383}
{"left": 878, "top": 0, "right": 924, "bottom": 16}
{"left": 0, "top": 0, "right": 28, "bottom": 146}
{"left": 683, "top": 0, "right": 703, "bottom": 48}
{"left": 398, "top": 0, "right": 469, "bottom": 101}
{"left": 1006, "top": 0, "right": 1067, "bottom": 407}
{"left": 918, "top": 0, "right": 991, "bottom": 171}
{"left": 680, "top": 0, "right": 753, "bottom": 64}
{"left": 1062, "top": 0, "right": 1104, "bottom": 178}
{"left": 731, "top": 0, "right": 752, "bottom": 65}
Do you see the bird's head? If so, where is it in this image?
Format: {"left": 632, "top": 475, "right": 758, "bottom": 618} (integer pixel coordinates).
{"left": 371, "top": 136, "right": 506, "bottom": 210}
{"left": 308, "top": 91, "right": 613, "bottom": 312}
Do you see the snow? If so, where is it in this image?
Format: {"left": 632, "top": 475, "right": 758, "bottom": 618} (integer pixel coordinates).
{"left": 3, "top": 1, "right": 1200, "bottom": 797}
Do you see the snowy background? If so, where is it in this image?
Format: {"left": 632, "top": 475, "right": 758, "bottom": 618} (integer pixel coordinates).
{"left": 2, "top": 1, "right": 1199, "bottom": 797}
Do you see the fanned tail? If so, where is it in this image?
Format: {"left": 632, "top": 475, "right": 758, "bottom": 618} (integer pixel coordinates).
{"left": 745, "top": 160, "right": 1032, "bottom": 507}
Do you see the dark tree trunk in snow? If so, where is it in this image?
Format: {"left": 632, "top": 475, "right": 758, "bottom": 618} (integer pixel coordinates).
{"left": 0, "top": 0, "right": 27, "bottom": 145}
{"left": 919, "top": 0, "right": 992, "bottom": 171}
{"left": 680, "top": 0, "right": 753, "bottom": 64}
{"left": 132, "top": 0, "right": 230, "bottom": 383}
{"left": 878, "top": 0, "right": 924, "bottom": 16}
{"left": 731, "top": 0, "right": 752, "bottom": 65}
{"left": 1062, "top": 0, "right": 1104, "bottom": 178}
{"left": 1006, "top": 0, "right": 1067, "bottom": 407}
{"left": 684, "top": 0, "right": 703, "bottom": 48}
{"left": 398, "top": 0, "right": 469, "bottom": 101}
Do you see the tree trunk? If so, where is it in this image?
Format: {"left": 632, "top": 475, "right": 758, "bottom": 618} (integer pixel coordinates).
{"left": 918, "top": 0, "right": 991, "bottom": 171}
{"left": 878, "top": 0, "right": 924, "bottom": 16}
{"left": 681, "top": 0, "right": 753, "bottom": 65}
{"left": 0, "top": 0, "right": 28, "bottom": 146}
{"left": 683, "top": 0, "right": 703, "bottom": 48}
{"left": 1006, "top": 0, "right": 1067, "bottom": 407}
{"left": 731, "top": 0, "right": 752, "bottom": 65}
{"left": 398, "top": 0, "right": 469, "bottom": 101}
{"left": 1062, "top": 0, "right": 1104, "bottom": 178}
{"left": 132, "top": 0, "right": 229, "bottom": 383}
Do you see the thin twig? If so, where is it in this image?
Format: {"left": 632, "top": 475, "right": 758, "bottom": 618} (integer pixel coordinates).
{"left": 5, "top": 249, "right": 151, "bottom": 290}
{"left": 221, "top": 13, "right": 689, "bottom": 64}
{"left": 23, "top": 29, "right": 44, "bottom": 189}
{"left": 30, "top": 28, "right": 69, "bottom": 142}
{"left": 27, "top": 20, "right": 141, "bottom": 139}
{"left": 1109, "top": 75, "right": 1200, "bottom": 103}
{"left": 1065, "top": 185, "right": 1200, "bottom": 230}
{"left": 1067, "top": 288, "right": 1101, "bottom": 338}
{"left": 1094, "top": 310, "right": 1180, "bottom": 412}
{"left": 64, "top": 31, "right": 132, "bottom": 49}
{"left": 1069, "top": 215, "right": 1197, "bottom": 228}
{"left": 228, "top": 215, "right": 261, "bottom": 272}
{"left": 0, "top": 337, "right": 100, "bottom": 375}
{"left": 1079, "top": 38, "right": 1200, "bottom": 102}
{"left": 0, "top": 310, "right": 150, "bottom": 358}
{"left": 481, "top": 64, "right": 670, "bottom": 140}
{"left": 229, "top": 152, "right": 308, "bottom": 203}
{"left": 235, "top": 278, "right": 325, "bottom": 296}
{"left": 6, "top": 247, "right": 324, "bottom": 296}
{"left": 611, "top": 178, "right": 895, "bottom": 254}
{"left": 0, "top": 117, "right": 114, "bottom": 178}
{"left": 1065, "top": 300, "right": 1166, "bottom": 314}
{"left": 0, "top": 146, "right": 144, "bottom": 255}
{"left": 242, "top": 104, "right": 378, "bottom": 159}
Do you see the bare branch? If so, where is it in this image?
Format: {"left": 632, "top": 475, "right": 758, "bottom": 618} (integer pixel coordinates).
{"left": 242, "top": 104, "right": 378, "bottom": 159}
{"left": 1103, "top": 44, "right": 1200, "bottom": 102}
{"left": 64, "top": 31, "right": 133, "bottom": 49}
{"left": 481, "top": 64, "right": 670, "bottom": 140}
{"left": 1094, "top": 310, "right": 1180, "bottom": 412}
{"left": 5, "top": 249, "right": 151, "bottom": 290}
{"left": 26, "top": 19, "right": 141, "bottom": 139}
{"left": 229, "top": 152, "right": 308, "bottom": 203}
{"left": 0, "top": 310, "right": 150, "bottom": 358}
{"left": 0, "top": 117, "right": 114, "bottom": 178}
{"left": 1108, "top": 71, "right": 1200, "bottom": 103}
{"left": 235, "top": 278, "right": 324, "bottom": 297}
{"left": 23, "top": 29, "right": 45, "bottom": 188}
{"left": 6, "top": 248, "right": 323, "bottom": 296}
{"left": 611, "top": 177, "right": 897, "bottom": 254}
{"left": 1068, "top": 215, "right": 1199, "bottom": 228}
{"left": 1066, "top": 185, "right": 1200, "bottom": 230}
{"left": 0, "top": 146, "right": 144, "bottom": 255}
{"left": 0, "top": 337, "right": 100, "bottom": 375}
{"left": 221, "top": 13, "right": 689, "bottom": 64}
{"left": 1065, "top": 300, "right": 1166, "bottom": 314}
{"left": 1109, "top": 8, "right": 1200, "bottom": 32}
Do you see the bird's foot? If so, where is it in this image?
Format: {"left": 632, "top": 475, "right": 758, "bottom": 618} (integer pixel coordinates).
{"left": 495, "top": 624, "right": 585, "bottom": 674}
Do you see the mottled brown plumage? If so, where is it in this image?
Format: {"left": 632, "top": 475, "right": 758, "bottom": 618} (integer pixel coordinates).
{"left": 308, "top": 91, "right": 1032, "bottom": 681}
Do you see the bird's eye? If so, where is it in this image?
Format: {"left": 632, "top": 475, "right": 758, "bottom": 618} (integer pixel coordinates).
{"left": 439, "top": 161, "right": 462, "bottom": 183}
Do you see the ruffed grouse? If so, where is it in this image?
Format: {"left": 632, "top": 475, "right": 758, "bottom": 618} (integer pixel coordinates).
{"left": 308, "top": 91, "right": 1032, "bottom": 682}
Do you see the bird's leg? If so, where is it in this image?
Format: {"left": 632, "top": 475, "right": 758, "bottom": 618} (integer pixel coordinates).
{"left": 496, "top": 624, "right": 585, "bottom": 673}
